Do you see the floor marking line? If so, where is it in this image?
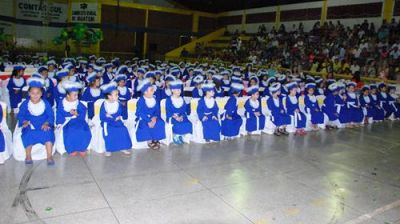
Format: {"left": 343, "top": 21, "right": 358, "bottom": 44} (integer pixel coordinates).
{"left": 344, "top": 199, "right": 400, "bottom": 224}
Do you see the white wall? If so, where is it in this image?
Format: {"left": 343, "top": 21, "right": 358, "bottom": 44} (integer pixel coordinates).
{"left": 224, "top": 0, "right": 385, "bottom": 33}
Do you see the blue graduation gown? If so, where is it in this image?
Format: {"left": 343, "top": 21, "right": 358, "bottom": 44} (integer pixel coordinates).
{"left": 131, "top": 79, "right": 143, "bottom": 98}
{"left": 222, "top": 80, "right": 231, "bottom": 95}
{"left": 100, "top": 101, "right": 132, "bottom": 152}
{"left": 53, "top": 84, "right": 66, "bottom": 106}
{"left": 267, "top": 96, "right": 291, "bottom": 127}
{"left": 379, "top": 93, "right": 400, "bottom": 118}
{"left": 118, "top": 87, "right": 132, "bottom": 120}
{"left": 135, "top": 97, "right": 166, "bottom": 142}
{"left": 81, "top": 87, "right": 103, "bottom": 119}
{"left": 197, "top": 97, "right": 221, "bottom": 141}
{"left": 359, "top": 95, "right": 375, "bottom": 119}
{"left": 221, "top": 96, "right": 242, "bottom": 137}
{"left": 304, "top": 95, "right": 324, "bottom": 124}
{"left": 369, "top": 94, "right": 385, "bottom": 121}
{"left": 56, "top": 100, "right": 92, "bottom": 153}
{"left": 192, "top": 87, "right": 203, "bottom": 98}
{"left": 322, "top": 93, "right": 346, "bottom": 122}
{"left": 245, "top": 98, "right": 266, "bottom": 131}
{"left": 7, "top": 77, "right": 26, "bottom": 109}
{"left": 166, "top": 96, "right": 192, "bottom": 135}
{"left": 160, "top": 88, "right": 172, "bottom": 100}
{"left": 343, "top": 93, "right": 364, "bottom": 123}
{"left": 215, "top": 88, "right": 225, "bottom": 98}
{"left": 17, "top": 99, "right": 55, "bottom": 148}
{"left": 102, "top": 72, "right": 114, "bottom": 85}
{"left": 285, "top": 96, "right": 306, "bottom": 128}
{"left": 44, "top": 78, "right": 55, "bottom": 107}
{"left": 0, "top": 106, "right": 5, "bottom": 152}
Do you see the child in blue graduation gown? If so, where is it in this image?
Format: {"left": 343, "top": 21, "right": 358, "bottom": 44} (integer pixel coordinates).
{"left": 18, "top": 78, "right": 55, "bottom": 165}
{"left": 359, "top": 85, "right": 375, "bottom": 124}
{"left": 131, "top": 68, "right": 145, "bottom": 98}
{"left": 100, "top": 82, "right": 132, "bottom": 156}
{"left": 221, "top": 83, "right": 243, "bottom": 139}
{"left": 7, "top": 65, "right": 26, "bottom": 111}
{"left": 369, "top": 84, "right": 385, "bottom": 121}
{"left": 37, "top": 66, "right": 56, "bottom": 107}
{"left": 266, "top": 83, "right": 290, "bottom": 136}
{"left": 323, "top": 83, "right": 345, "bottom": 129}
{"left": 53, "top": 69, "right": 70, "bottom": 105}
{"left": 56, "top": 81, "right": 92, "bottom": 157}
{"left": 377, "top": 83, "right": 394, "bottom": 118}
{"left": 213, "top": 75, "right": 225, "bottom": 98}
{"left": 102, "top": 63, "right": 114, "bottom": 85}
{"left": 0, "top": 105, "right": 6, "bottom": 159}
{"left": 285, "top": 82, "right": 307, "bottom": 135}
{"left": 245, "top": 86, "right": 266, "bottom": 134}
{"left": 221, "top": 72, "right": 231, "bottom": 95}
{"left": 144, "top": 71, "right": 162, "bottom": 102}
{"left": 160, "top": 75, "right": 176, "bottom": 100}
{"left": 81, "top": 72, "right": 102, "bottom": 119}
{"left": 166, "top": 80, "right": 193, "bottom": 144}
{"left": 304, "top": 83, "right": 325, "bottom": 130}
{"left": 192, "top": 75, "right": 204, "bottom": 98}
{"left": 115, "top": 74, "right": 131, "bottom": 120}
{"left": 197, "top": 83, "right": 221, "bottom": 142}
{"left": 343, "top": 82, "right": 364, "bottom": 127}
{"left": 135, "top": 79, "right": 166, "bottom": 149}
{"left": 387, "top": 84, "right": 400, "bottom": 119}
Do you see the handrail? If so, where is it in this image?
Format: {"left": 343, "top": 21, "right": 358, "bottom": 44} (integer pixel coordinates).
{"left": 165, "top": 56, "right": 398, "bottom": 84}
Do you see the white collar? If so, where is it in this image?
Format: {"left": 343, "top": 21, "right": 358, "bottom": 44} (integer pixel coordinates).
{"left": 62, "top": 98, "right": 78, "bottom": 112}
{"left": 171, "top": 96, "right": 184, "bottom": 108}
{"left": 308, "top": 95, "right": 316, "bottom": 102}
{"left": 57, "top": 84, "right": 66, "bottom": 94}
{"left": 13, "top": 77, "right": 24, "bottom": 87}
{"left": 363, "top": 95, "right": 370, "bottom": 103}
{"left": 28, "top": 99, "right": 45, "bottom": 116}
{"left": 288, "top": 95, "right": 298, "bottom": 104}
{"left": 250, "top": 98, "right": 259, "bottom": 109}
{"left": 90, "top": 88, "right": 101, "bottom": 97}
{"left": 144, "top": 96, "right": 156, "bottom": 108}
{"left": 348, "top": 92, "right": 356, "bottom": 99}
{"left": 273, "top": 97, "right": 280, "bottom": 107}
{"left": 204, "top": 97, "right": 215, "bottom": 109}
{"left": 118, "top": 86, "right": 127, "bottom": 96}
{"left": 165, "top": 88, "right": 171, "bottom": 96}
{"left": 104, "top": 100, "right": 119, "bottom": 114}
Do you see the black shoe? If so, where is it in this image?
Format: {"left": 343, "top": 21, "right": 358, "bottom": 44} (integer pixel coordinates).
{"left": 274, "top": 130, "right": 281, "bottom": 136}
{"left": 281, "top": 129, "right": 289, "bottom": 135}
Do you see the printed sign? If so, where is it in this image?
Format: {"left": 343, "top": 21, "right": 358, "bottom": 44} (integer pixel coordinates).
{"left": 71, "top": 2, "right": 98, "bottom": 23}
{"left": 16, "top": 0, "right": 68, "bottom": 23}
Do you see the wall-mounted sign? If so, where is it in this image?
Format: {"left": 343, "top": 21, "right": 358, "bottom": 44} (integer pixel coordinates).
{"left": 16, "top": 0, "right": 68, "bottom": 23}
{"left": 71, "top": 3, "right": 98, "bottom": 23}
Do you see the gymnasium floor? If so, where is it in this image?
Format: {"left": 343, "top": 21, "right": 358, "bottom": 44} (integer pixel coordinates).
{"left": 1, "top": 121, "right": 400, "bottom": 224}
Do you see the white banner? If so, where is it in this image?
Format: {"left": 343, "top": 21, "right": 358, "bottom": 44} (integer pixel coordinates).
{"left": 16, "top": 0, "right": 68, "bottom": 23}
{"left": 71, "top": 2, "right": 98, "bottom": 23}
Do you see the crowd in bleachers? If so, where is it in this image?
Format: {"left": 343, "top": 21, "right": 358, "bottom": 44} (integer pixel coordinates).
{"left": 0, "top": 54, "right": 399, "bottom": 165}
{"left": 191, "top": 19, "right": 400, "bottom": 81}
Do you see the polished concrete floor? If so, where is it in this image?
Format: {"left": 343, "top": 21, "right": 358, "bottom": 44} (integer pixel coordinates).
{"left": 1, "top": 122, "right": 400, "bottom": 224}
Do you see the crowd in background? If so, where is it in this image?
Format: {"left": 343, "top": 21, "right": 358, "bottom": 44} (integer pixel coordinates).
{"left": 190, "top": 19, "right": 400, "bottom": 81}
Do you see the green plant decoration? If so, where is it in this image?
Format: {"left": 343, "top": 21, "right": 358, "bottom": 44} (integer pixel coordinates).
{"left": 52, "top": 23, "right": 103, "bottom": 55}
